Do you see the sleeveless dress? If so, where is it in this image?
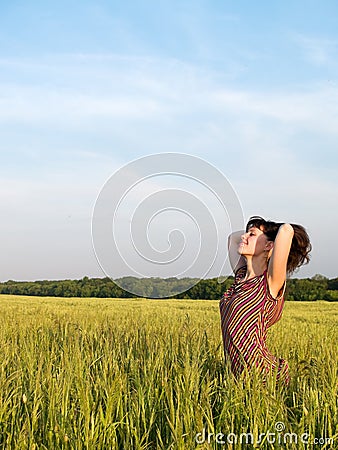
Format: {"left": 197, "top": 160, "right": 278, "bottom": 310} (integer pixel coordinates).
{"left": 219, "top": 265, "right": 289, "bottom": 385}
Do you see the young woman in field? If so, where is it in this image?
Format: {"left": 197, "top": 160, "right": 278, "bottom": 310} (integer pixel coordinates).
{"left": 219, "top": 216, "right": 311, "bottom": 385}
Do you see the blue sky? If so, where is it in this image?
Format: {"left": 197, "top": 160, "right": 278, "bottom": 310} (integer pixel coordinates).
{"left": 1, "top": 0, "right": 337, "bottom": 281}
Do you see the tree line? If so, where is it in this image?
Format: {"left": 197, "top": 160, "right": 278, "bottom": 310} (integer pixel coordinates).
{"left": 0, "top": 274, "right": 337, "bottom": 301}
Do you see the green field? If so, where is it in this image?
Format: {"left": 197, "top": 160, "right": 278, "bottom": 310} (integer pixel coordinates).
{"left": 0, "top": 295, "right": 337, "bottom": 449}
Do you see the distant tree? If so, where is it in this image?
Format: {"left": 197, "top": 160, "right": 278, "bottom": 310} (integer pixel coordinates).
{"left": 328, "top": 278, "right": 338, "bottom": 290}
{"left": 311, "top": 274, "right": 327, "bottom": 281}
{"left": 0, "top": 273, "right": 336, "bottom": 300}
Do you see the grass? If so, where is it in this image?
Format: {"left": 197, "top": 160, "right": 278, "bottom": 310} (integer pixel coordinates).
{"left": 0, "top": 295, "right": 337, "bottom": 449}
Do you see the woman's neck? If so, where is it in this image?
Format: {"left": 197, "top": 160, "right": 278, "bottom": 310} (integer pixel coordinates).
{"left": 243, "top": 256, "right": 268, "bottom": 281}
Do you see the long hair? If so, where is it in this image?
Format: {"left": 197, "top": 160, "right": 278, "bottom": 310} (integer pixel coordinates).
{"left": 246, "top": 216, "right": 312, "bottom": 275}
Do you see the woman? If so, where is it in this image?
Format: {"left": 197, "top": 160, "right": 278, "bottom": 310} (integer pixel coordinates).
{"left": 219, "top": 216, "right": 311, "bottom": 385}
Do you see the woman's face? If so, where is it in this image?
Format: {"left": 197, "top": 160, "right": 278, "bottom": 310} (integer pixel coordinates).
{"left": 238, "top": 226, "right": 271, "bottom": 257}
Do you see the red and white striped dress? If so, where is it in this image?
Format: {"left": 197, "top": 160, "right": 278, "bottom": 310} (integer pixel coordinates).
{"left": 219, "top": 265, "right": 289, "bottom": 385}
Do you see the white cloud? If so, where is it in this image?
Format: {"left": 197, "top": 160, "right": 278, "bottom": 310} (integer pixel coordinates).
{"left": 1, "top": 54, "right": 338, "bottom": 138}
{"left": 0, "top": 85, "right": 164, "bottom": 124}
{"left": 292, "top": 33, "right": 338, "bottom": 66}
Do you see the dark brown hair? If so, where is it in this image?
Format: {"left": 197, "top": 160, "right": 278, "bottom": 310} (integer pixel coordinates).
{"left": 246, "top": 216, "right": 312, "bottom": 275}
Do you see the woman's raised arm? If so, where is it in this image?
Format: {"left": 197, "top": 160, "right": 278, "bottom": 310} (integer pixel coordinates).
{"left": 267, "top": 223, "right": 294, "bottom": 298}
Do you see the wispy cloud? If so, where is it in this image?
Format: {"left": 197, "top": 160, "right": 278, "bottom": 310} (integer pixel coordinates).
{"left": 212, "top": 85, "right": 338, "bottom": 134}
{"left": 1, "top": 54, "right": 338, "bottom": 134}
{"left": 292, "top": 33, "right": 338, "bottom": 66}
{"left": 1, "top": 53, "right": 337, "bottom": 185}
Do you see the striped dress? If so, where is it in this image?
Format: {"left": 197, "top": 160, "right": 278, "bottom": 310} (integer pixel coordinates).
{"left": 219, "top": 265, "right": 289, "bottom": 385}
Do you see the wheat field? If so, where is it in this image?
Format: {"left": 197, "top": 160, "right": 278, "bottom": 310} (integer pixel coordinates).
{"left": 0, "top": 295, "right": 337, "bottom": 449}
